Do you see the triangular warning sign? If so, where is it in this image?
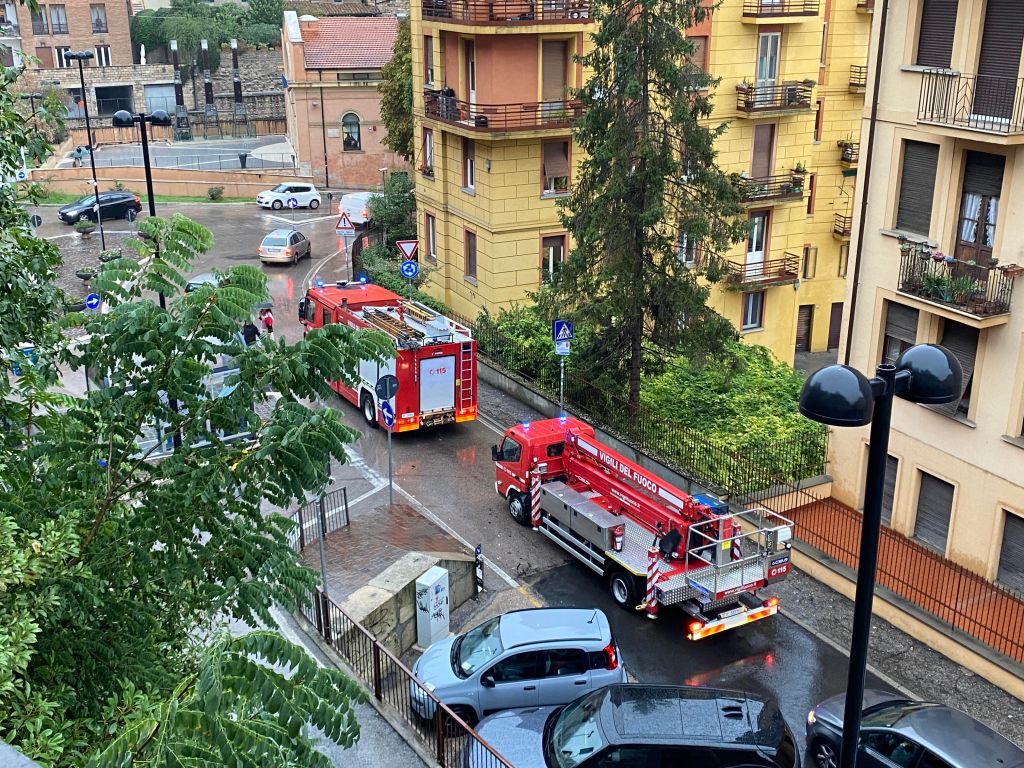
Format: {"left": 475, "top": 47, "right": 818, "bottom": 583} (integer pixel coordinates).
{"left": 336, "top": 212, "right": 355, "bottom": 232}
{"left": 396, "top": 239, "right": 419, "bottom": 259}
{"left": 555, "top": 323, "right": 573, "bottom": 341}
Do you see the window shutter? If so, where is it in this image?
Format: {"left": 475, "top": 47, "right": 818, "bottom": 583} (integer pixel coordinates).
{"left": 884, "top": 303, "right": 918, "bottom": 345}
{"left": 963, "top": 151, "right": 1005, "bottom": 197}
{"left": 977, "top": 0, "right": 1024, "bottom": 80}
{"left": 914, "top": 473, "right": 954, "bottom": 552}
{"left": 541, "top": 41, "right": 568, "bottom": 102}
{"left": 997, "top": 512, "right": 1024, "bottom": 592}
{"left": 881, "top": 454, "right": 898, "bottom": 526}
{"left": 937, "top": 320, "right": 978, "bottom": 413}
{"left": 543, "top": 142, "right": 570, "bottom": 179}
{"left": 896, "top": 141, "right": 939, "bottom": 236}
{"left": 916, "top": 0, "right": 959, "bottom": 68}
{"left": 751, "top": 124, "right": 775, "bottom": 178}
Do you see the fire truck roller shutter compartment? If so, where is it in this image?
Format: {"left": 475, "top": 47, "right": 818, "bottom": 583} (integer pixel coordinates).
{"left": 420, "top": 355, "right": 456, "bottom": 415}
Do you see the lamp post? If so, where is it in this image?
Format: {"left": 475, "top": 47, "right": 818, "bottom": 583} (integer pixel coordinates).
{"left": 19, "top": 92, "right": 44, "bottom": 114}
{"left": 798, "top": 345, "right": 962, "bottom": 768}
{"left": 64, "top": 50, "right": 105, "bottom": 250}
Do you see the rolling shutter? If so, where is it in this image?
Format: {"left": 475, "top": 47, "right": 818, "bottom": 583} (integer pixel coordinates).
{"left": 752, "top": 124, "right": 775, "bottom": 178}
{"left": 543, "top": 142, "right": 570, "bottom": 180}
{"left": 896, "top": 141, "right": 939, "bottom": 236}
{"left": 881, "top": 455, "right": 898, "bottom": 526}
{"left": 937, "top": 320, "right": 978, "bottom": 414}
{"left": 796, "top": 305, "right": 813, "bottom": 352}
{"left": 963, "top": 151, "right": 1005, "bottom": 197}
{"left": 884, "top": 303, "right": 918, "bottom": 345}
{"left": 914, "top": 473, "right": 954, "bottom": 552}
{"left": 915, "top": 0, "right": 959, "bottom": 68}
{"left": 997, "top": 513, "right": 1024, "bottom": 593}
{"left": 542, "top": 41, "right": 568, "bottom": 102}
{"left": 977, "top": 0, "right": 1024, "bottom": 80}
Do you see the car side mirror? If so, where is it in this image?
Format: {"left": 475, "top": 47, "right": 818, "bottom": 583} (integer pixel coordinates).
{"left": 480, "top": 674, "right": 495, "bottom": 688}
{"left": 491, "top": 445, "right": 499, "bottom": 462}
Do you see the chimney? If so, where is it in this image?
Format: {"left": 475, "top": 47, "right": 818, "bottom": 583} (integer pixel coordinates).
{"left": 298, "top": 14, "right": 319, "bottom": 35}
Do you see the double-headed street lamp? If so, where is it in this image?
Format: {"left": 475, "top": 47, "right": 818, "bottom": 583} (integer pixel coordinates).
{"left": 19, "top": 92, "right": 44, "bottom": 114}
{"left": 64, "top": 50, "right": 105, "bottom": 250}
{"left": 798, "top": 344, "right": 962, "bottom": 768}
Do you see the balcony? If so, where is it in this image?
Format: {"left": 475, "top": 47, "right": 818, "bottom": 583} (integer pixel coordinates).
{"left": 918, "top": 70, "right": 1024, "bottom": 135}
{"left": 738, "top": 173, "right": 804, "bottom": 205}
{"left": 736, "top": 82, "right": 813, "bottom": 117}
{"left": 726, "top": 253, "right": 801, "bottom": 288}
{"left": 50, "top": 22, "right": 69, "bottom": 34}
{"left": 839, "top": 141, "right": 859, "bottom": 166}
{"left": 833, "top": 214, "right": 852, "bottom": 240}
{"left": 0, "top": 20, "right": 20, "bottom": 36}
{"left": 423, "top": 90, "right": 582, "bottom": 132}
{"left": 31, "top": 21, "right": 48, "bottom": 34}
{"left": 897, "top": 248, "right": 1018, "bottom": 319}
{"left": 92, "top": 22, "right": 108, "bottom": 32}
{"left": 422, "top": 0, "right": 591, "bottom": 24}
{"left": 856, "top": 0, "right": 874, "bottom": 12}
{"left": 849, "top": 65, "right": 867, "bottom": 93}
{"left": 741, "top": 0, "right": 819, "bottom": 22}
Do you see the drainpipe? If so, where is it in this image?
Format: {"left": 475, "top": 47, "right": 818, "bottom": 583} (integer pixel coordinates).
{"left": 318, "top": 70, "right": 330, "bottom": 188}
{"left": 843, "top": 0, "right": 891, "bottom": 366}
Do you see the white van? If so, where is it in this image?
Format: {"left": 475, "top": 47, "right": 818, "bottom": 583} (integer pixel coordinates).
{"left": 337, "top": 191, "right": 382, "bottom": 227}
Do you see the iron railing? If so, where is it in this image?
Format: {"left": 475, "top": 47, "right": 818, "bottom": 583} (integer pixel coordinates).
{"left": 833, "top": 213, "right": 852, "bottom": 238}
{"left": 897, "top": 250, "right": 1016, "bottom": 317}
{"left": 736, "top": 82, "right": 813, "bottom": 113}
{"left": 850, "top": 64, "right": 867, "bottom": 90}
{"left": 918, "top": 70, "right": 1024, "bottom": 135}
{"left": 739, "top": 173, "right": 804, "bottom": 203}
{"left": 50, "top": 21, "right": 69, "bottom": 34}
{"left": 284, "top": 489, "right": 351, "bottom": 552}
{"left": 31, "top": 19, "right": 48, "bottom": 34}
{"left": 95, "top": 97, "right": 134, "bottom": 116}
{"left": 839, "top": 142, "right": 859, "bottom": 164}
{"left": 742, "top": 0, "right": 819, "bottom": 17}
{"left": 726, "top": 253, "right": 800, "bottom": 286}
{"left": 423, "top": 90, "right": 582, "bottom": 131}
{"left": 422, "top": 0, "right": 591, "bottom": 23}
{"left": 0, "top": 21, "right": 20, "bottom": 35}
{"left": 91, "top": 21, "right": 108, "bottom": 32}
{"left": 85, "top": 151, "right": 296, "bottom": 170}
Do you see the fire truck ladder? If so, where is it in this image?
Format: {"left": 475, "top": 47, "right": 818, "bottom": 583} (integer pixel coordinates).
{"left": 459, "top": 342, "right": 474, "bottom": 409}
{"left": 362, "top": 307, "right": 425, "bottom": 346}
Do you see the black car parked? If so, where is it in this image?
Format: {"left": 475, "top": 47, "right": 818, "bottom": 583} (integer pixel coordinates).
{"left": 58, "top": 191, "right": 142, "bottom": 224}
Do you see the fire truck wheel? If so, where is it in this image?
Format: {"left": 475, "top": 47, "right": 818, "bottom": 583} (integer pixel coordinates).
{"left": 361, "top": 393, "right": 379, "bottom": 428}
{"left": 508, "top": 492, "right": 530, "bottom": 526}
{"left": 606, "top": 569, "right": 638, "bottom": 611}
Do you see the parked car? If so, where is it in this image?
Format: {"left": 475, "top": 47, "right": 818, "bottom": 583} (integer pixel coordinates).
{"left": 806, "top": 690, "right": 1024, "bottom": 768}
{"left": 258, "top": 229, "right": 311, "bottom": 265}
{"left": 256, "top": 183, "right": 321, "bottom": 210}
{"left": 410, "top": 608, "right": 625, "bottom": 726}
{"left": 468, "top": 684, "right": 800, "bottom": 768}
{"left": 184, "top": 272, "right": 224, "bottom": 293}
{"left": 58, "top": 191, "right": 141, "bottom": 224}
{"left": 337, "top": 191, "right": 381, "bottom": 227}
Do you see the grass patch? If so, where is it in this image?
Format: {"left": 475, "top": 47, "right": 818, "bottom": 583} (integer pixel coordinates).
{"left": 34, "top": 190, "right": 253, "bottom": 205}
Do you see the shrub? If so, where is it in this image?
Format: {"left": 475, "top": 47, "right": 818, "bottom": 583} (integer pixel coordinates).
{"left": 111, "top": 181, "right": 127, "bottom": 192}
{"left": 74, "top": 218, "right": 96, "bottom": 234}
{"left": 207, "top": 186, "right": 225, "bottom": 201}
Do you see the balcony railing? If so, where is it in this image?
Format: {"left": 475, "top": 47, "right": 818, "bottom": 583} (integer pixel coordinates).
{"left": 422, "top": 0, "right": 591, "bottom": 23}
{"left": 739, "top": 173, "right": 804, "bottom": 203}
{"left": 839, "top": 141, "right": 859, "bottom": 164}
{"left": 833, "top": 214, "right": 852, "bottom": 239}
{"left": 0, "top": 20, "right": 20, "bottom": 36}
{"left": 742, "top": 0, "right": 819, "bottom": 18}
{"left": 736, "top": 82, "right": 813, "bottom": 114}
{"left": 897, "top": 250, "right": 1017, "bottom": 317}
{"left": 727, "top": 253, "right": 801, "bottom": 286}
{"left": 856, "top": 0, "right": 874, "bottom": 11}
{"left": 423, "top": 90, "right": 582, "bottom": 131}
{"left": 918, "top": 70, "right": 1024, "bottom": 135}
{"left": 32, "top": 20, "right": 48, "bottom": 34}
{"left": 92, "top": 22, "right": 108, "bottom": 32}
{"left": 50, "top": 21, "right": 69, "bottom": 34}
{"left": 850, "top": 65, "right": 867, "bottom": 91}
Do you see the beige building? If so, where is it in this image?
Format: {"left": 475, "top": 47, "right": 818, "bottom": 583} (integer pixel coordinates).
{"left": 835, "top": 0, "right": 1024, "bottom": 595}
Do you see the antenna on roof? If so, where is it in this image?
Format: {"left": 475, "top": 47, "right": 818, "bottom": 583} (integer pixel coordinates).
{"left": 588, "top": 609, "right": 597, "bottom": 624}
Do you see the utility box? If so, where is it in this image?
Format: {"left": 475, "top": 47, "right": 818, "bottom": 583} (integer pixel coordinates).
{"left": 415, "top": 566, "right": 450, "bottom": 648}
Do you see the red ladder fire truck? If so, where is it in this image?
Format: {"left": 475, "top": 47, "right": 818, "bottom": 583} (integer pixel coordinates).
{"left": 298, "top": 281, "right": 477, "bottom": 431}
{"left": 492, "top": 417, "right": 795, "bottom": 639}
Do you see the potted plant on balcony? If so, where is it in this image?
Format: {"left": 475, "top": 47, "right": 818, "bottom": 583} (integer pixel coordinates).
{"left": 791, "top": 162, "right": 807, "bottom": 182}
{"left": 948, "top": 275, "right": 980, "bottom": 306}
{"left": 736, "top": 78, "right": 753, "bottom": 93}
{"left": 922, "top": 273, "right": 950, "bottom": 300}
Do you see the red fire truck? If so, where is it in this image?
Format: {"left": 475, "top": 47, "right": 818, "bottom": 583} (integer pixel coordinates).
{"left": 492, "top": 417, "right": 795, "bottom": 639}
{"left": 298, "top": 281, "right": 477, "bottom": 431}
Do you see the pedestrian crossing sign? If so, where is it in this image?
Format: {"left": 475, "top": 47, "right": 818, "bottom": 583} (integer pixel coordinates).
{"left": 553, "top": 320, "right": 574, "bottom": 342}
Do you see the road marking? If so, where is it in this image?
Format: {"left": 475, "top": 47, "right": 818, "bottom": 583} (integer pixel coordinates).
{"left": 343, "top": 447, "right": 520, "bottom": 589}
{"left": 267, "top": 213, "right": 337, "bottom": 225}
{"left": 303, "top": 240, "right": 349, "bottom": 288}
{"left": 346, "top": 482, "right": 387, "bottom": 508}
{"left": 475, "top": 410, "right": 506, "bottom": 436}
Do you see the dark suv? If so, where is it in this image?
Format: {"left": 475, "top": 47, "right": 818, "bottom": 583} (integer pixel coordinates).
{"left": 469, "top": 684, "right": 799, "bottom": 768}
{"left": 58, "top": 191, "right": 141, "bottom": 223}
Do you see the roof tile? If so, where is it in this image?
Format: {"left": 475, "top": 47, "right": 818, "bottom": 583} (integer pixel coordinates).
{"left": 301, "top": 16, "right": 398, "bottom": 70}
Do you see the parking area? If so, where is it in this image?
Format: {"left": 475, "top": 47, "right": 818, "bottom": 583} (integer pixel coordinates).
{"left": 58, "top": 136, "right": 296, "bottom": 171}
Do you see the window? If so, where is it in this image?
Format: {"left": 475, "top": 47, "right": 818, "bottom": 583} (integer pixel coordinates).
{"left": 321, "top": 308, "right": 332, "bottom": 326}
{"left": 48, "top": 5, "right": 67, "bottom": 34}
{"left": 31, "top": 7, "right": 48, "bottom": 34}
{"left": 341, "top": 113, "right": 361, "bottom": 151}
{"left": 421, "top": 127, "right": 434, "bottom": 174}
{"left": 997, "top": 511, "right": 1024, "bottom": 592}
{"left": 838, "top": 243, "right": 849, "bottom": 277}
{"left": 676, "top": 230, "right": 697, "bottom": 267}
{"left": 881, "top": 454, "right": 898, "bottom": 526}
{"left": 488, "top": 651, "right": 540, "bottom": 683}
{"left": 542, "top": 648, "right": 588, "bottom": 677}
{"left": 94, "top": 45, "right": 110, "bottom": 67}
{"left": 914, "top": 472, "right": 954, "bottom": 551}
{"left": 686, "top": 35, "right": 708, "bottom": 79}
{"left": 882, "top": 303, "right": 918, "bottom": 366}
{"left": 956, "top": 151, "right": 1004, "bottom": 266}
{"left": 741, "top": 291, "right": 765, "bottom": 331}
{"left": 543, "top": 141, "right": 569, "bottom": 194}
{"left": 464, "top": 229, "right": 477, "bottom": 279}
{"left": 802, "top": 246, "right": 817, "bottom": 279}
{"left": 541, "top": 234, "right": 566, "bottom": 282}
{"left": 424, "top": 35, "right": 434, "bottom": 85}
{"left": 819, "top": 22, "right": 828, "bottom": 67}
{"left": 916, "top": 0, "right": 959, "bottom": 67}
{"left": 497, "top": 436, "right": 521, "bottom": 462}
{"left": 54, "top": 46, "right": 71, "bottom": 68}
{"left": 814, "top": 99, "right": 824, "bottom": 142}
{"left": 861, "top": 732, "right": 918, "bottom": 768}
{"left": 917, "top": 752, "right": 954, "bottom": 768}
{"left": 462, "top": 138, "right": 475, "bottom": 191}
{"left": 90, "top": 4, "right": 107, "bottom": 32}
{"left": 937, "top": 319, "right": 978, "bottom": 416}
{"left": 425, "top": 212, "right": 436, "bottom": 261}
{"left": 895, "top": 140, "right": 939, "bottom": 236}
{"left": 806, "top": 173, "right": 816, "bottom": 214}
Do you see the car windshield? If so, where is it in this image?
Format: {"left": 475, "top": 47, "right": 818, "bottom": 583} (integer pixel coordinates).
{"left": 454, "top": 616, "right": 503, "bottom": 677}
{"left": 861, "top": 701, "right": 929, "bottom": 728}
{"left": 271, "top": 184, "right": 289, "bottom": 193}
{"left": 76, "top": 195, "right": 99, "bottom": 204}
{"left": 547, "top": 690, "right": 608, "bottom": 768}
{"left": 262, "top": 236, "right": 288, "bottom": 247}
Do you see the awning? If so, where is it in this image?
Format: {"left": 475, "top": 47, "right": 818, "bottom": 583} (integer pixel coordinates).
{"left": 543, "top": 142, "right": 570, "bottom": 178}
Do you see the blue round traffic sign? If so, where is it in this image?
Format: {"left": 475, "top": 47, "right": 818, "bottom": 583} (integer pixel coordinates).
{"left": 380, "top": 400, "right": 395, "bottom": 428}
{"left": 400, "top": 260, "right": 419, "bottom": 279}
{"left": 287, "top": 197, "right": 299, "bottom": 209}
{"left": 85, "top": 293, "right": 101, "bottom": 311}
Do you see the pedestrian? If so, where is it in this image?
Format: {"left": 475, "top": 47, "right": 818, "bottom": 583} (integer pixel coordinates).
{"left": 242, "top": 320, "right": 260, "bottom": 346}
{"left": 260, "top": 307, "right": 275, "bottom": 339}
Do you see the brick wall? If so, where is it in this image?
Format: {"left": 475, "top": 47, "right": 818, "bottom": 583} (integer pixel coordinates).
{"left": 19, "top": 63, "right": 175, "bottom": 118}
{"left": 14, "top": 0, "right": 132, "bottom": 68}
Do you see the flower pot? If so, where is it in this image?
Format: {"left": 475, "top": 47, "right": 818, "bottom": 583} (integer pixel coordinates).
{"left": 76, "top": 269, "right": 97, "bottom": 281}
{"left": 64, "top": 300, "right": 87, "bottom": 313}
{"left": 932, "top": 253, "right": 945, "bottom": 262}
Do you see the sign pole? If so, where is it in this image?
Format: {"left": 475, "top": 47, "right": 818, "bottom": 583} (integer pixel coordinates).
{"left": 387, "top": 421, "right": 393, "bottom": 507}
{"left": 560, "top": 357, "right": 565, "bottom": 413}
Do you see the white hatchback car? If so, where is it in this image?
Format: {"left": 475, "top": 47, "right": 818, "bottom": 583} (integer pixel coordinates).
{"left": 256, "top": 183, "right": 322, "bottom": 211}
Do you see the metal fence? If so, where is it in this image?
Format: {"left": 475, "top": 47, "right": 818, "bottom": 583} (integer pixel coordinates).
{"left": 742, "top": 0, "right": 819, "bottom": 17}
{"left": 896, "top": 249, "right": 1016, "bottom": 317}
{"left": 424, "top": 90, "right": 583, "bottom": 131}
{"left": 739, "top": 173, "right": 805, "bottom": 203}
{"left": 918, "top": 70, "right": 1024, "bottom": 135}
{"left": 423, "top": 0, "right": 591, "bottom": 22}
{"left": 736, "top": 82, "right": 814, "bottom": 113}
{"left": 87, "top": 152, "right": 296, "bottom": 171}
{"left": 285, "top": 488, "right": 351, "bottom": 552}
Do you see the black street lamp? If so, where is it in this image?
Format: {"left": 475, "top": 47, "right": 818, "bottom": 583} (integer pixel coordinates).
{"left": 19, "top": 92, "right": 44, "bottom": 114}
{"left": 798, "top": 345, "right": 962, "bottom": 768}
{"left": 64, "top": 50, "right": 105, "bottom": 250}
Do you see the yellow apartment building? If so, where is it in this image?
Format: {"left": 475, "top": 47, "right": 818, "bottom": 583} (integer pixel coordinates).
{"left": 411, "top": 0, "right": 870, "bottom": 365}
{"left": 833, "top": 0, "right": 1024, "bottom": 599}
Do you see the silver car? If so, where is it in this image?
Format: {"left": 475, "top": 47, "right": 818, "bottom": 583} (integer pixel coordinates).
{"left": 410, "top": 608, "right": 626, "bottom": 726}
{"left": 258, "top": 228, "right": 311, "bottom": 265}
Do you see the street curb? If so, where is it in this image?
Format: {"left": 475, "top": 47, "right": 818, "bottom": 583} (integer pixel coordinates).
{"left": 292, "top": 611, "right": 442, "bottom": 768}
